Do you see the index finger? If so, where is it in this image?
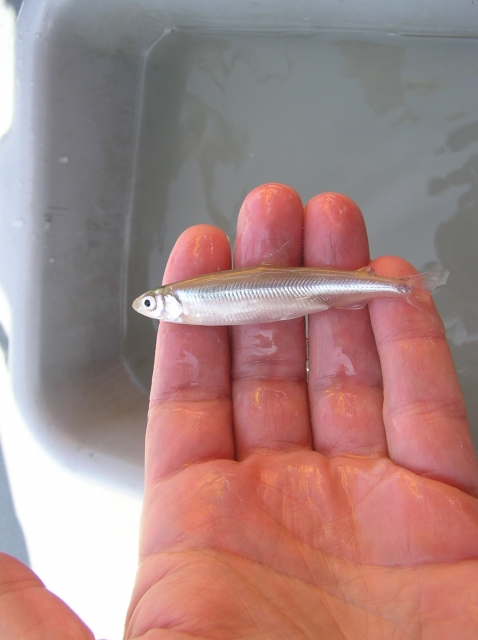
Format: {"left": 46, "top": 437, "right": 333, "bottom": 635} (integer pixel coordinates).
{"left": 145, "top": 225, "right": 234, "bottom": 488}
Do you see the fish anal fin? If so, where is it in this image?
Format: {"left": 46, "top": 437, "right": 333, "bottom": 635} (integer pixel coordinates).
{"left": 334, "top": 301, "right": 368, "bottom": 310}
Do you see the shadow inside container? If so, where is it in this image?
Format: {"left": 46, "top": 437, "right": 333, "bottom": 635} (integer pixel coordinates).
{"left": 6, "top": 0, "right": 22, "bottom": 15}
{"left": 0, "top": 439, "right": 30, "bottom": 565}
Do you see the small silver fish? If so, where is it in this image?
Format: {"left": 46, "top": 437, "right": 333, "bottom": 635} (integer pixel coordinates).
{"left": 132, "top": 265, "right": 449, "bottom": 326}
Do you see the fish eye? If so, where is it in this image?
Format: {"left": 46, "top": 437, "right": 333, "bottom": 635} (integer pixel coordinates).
{"left": 142, "top": 295, "right": 157, "bottom": 311}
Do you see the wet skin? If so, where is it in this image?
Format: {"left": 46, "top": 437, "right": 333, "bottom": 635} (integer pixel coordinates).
{"left": 1, "top": 184, "right": 478, "bottom": 639}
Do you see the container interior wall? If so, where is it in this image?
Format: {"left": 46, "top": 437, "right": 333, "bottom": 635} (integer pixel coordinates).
{"left": 2, "top": 0, "right": 477, "bottom": 489}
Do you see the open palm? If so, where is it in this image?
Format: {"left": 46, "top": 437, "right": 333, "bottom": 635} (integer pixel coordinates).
{"left": 2, "top": 184, "right": 477, "bottom": 640}
{"left": 125, "top": 185, "right": 478, "bottom": 639}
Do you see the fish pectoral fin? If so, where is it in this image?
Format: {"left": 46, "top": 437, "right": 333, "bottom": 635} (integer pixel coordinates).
{"left": 259, "top": 239, "right": 293, "bottom": 266}
{"left": 356, "top": 265, "right": 377, "bottom": 276}
{"left": 334, "top": 301, "right": 368, "bottom": 310}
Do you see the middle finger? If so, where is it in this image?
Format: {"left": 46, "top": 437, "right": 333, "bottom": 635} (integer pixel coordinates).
{"left": 231, "top": 184, "right": 312, "bottom": 460}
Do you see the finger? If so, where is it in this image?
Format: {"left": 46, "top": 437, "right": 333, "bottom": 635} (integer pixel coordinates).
{"left": 231, "top": 184, "right": 311, "bottom": 459}
{"left": 304, "top": 193, "right": 387, "bottom": 456}
{"left": 0, "top": 552, "right": 94, "bottom": 640}
{"left": 145, "top": 225, "right": 234, "bottom": 487}
{"left": 369, "top": 255, "right": 478, "bottom": 495}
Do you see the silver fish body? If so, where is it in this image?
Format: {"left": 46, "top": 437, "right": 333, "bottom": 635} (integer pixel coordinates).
{"left": 132, "top": 265, "right": 448, "bottom": 325}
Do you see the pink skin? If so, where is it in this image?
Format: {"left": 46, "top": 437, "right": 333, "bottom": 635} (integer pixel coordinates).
{"left": 2, "top": 184, "right": 478, "bottom": 639}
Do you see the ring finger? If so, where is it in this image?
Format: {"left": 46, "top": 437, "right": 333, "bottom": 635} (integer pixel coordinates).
{"left": 305, "top": 193, "right": 387, "bottom": 457}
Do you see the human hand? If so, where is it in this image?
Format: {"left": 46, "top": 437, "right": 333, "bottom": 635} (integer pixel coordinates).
{"left": 124, "top": 184, "right": 478, "bottom": 639}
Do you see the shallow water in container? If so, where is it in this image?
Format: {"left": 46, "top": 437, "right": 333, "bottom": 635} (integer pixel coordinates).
{"left": 124, "top": 30, "right": 478, "bottom": 441}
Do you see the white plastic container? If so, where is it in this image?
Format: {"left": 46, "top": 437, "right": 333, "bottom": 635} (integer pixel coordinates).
{"left": 1, "top": 0, "right": 478, "bottom": 490}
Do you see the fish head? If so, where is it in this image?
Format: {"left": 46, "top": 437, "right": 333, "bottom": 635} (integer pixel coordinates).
{"left": 132, "top": 287, "right": 183, "bottom": 322}
{"left": 132, "top": 290, "right": 163, "bottom": 318}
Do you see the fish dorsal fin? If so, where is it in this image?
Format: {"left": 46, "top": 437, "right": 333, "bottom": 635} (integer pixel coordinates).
{"left": 356, "top": 265, "right": 377, "bottom": 276}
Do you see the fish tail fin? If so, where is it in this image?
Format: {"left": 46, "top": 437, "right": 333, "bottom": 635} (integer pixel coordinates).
{"left": 404, "top": 268, "right": 449, "bottom": 292}
{"left": 402, "top": 268, "right": 449, "bottom": 315}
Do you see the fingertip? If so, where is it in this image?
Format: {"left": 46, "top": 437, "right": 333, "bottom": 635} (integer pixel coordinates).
{"left": 241, "top": 183, "right": 302, "bottom": 211}
{"left": 234, "top": 183, "right": 303, "bottom": 267}
{"left": 370, "top": 255, "right": 419, "bottom": 278}
{"left": 163, "top": 224, "right": 231, "bottom": 284}
{"left": 305, "top": 191, "right": 359, "bottom": 214}
{"left": 304, "top": 192, "right": 369, "bottom": 269}
{"left": 0, "top": 552, "right": 44, "bottom": 588}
